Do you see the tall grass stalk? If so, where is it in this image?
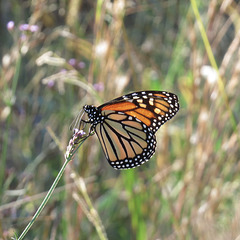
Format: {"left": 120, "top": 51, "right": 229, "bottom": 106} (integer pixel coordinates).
{"left": 72, "top": 174, "right": 108, "bottom": 240}
{"left": 190, "top": 0, "right": 238, "bottom": 133}
{"left": 122, "top": 170, "right": 147, "bottom": 240}
{"left": 0, "top": 56, "right": 21, "bottom": 199}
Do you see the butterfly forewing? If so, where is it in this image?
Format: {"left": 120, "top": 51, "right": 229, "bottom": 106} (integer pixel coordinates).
{"left": 82, "top": 91, "right": 179, "bottom": 169}
{"left": 100, "top": 91, "right": 179, "bottom": 133}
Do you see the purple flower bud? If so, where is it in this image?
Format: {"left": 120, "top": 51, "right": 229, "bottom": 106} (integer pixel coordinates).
{"left": 19, "top": 24, "right": 29, "bottom": 31}
{"left": 93, "top": 82, "right": 104, "bottom": 92}
{"left": 47, "top": 80, "right": 55, "bottom": 88}
{"left": 74, "top": 129, "right": 86, "bottom": 138}
{"left": 78, "top": 61, "right": 86, "bottom": 69}
{"left": 68, "top": 58, "right": 77, "bottom": 66}
{"left": 7, "top": 21, "right": 15, "bottom": 30}
{"left": 29, "top": 25, "right": 39, "bottom": 32}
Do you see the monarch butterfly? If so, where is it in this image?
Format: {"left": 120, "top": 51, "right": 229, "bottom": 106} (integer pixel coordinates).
{"left": 73, "top": 91, "right": 179, "bottom": 170}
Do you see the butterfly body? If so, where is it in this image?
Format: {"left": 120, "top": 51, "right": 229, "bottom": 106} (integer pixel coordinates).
{"left": 81, "top": 91, "right": 179, "bottom": 170}
{"left": 83, "top": 105, "right": 103, "bottom": 125}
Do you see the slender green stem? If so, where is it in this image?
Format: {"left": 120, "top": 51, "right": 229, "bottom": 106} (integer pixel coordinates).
{"left": 0, "top": 115, "right": 11, "bottom": 199}
{"left": 16, "top": 137, "right": 87, "bottom": 240}
{"left": 17, "top": 159, "right": 69, "bottom": 240}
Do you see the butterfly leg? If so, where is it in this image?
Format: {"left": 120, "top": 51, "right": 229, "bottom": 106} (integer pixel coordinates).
{"left": 77, "top": 119, "right": 95, "bottom": 137}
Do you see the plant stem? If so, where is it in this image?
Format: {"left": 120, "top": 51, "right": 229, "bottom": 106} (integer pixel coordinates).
{"left": 0, "top": 56, "right": 21, "bottom": 199}
{"left": 17, "top": 158, "right": 69, "bottom": 240}
{"left": 16, "top": 135, "right": 87, "bottom": 240}
{"left": 190, "top": 0, "right": 238, "bottom": 134}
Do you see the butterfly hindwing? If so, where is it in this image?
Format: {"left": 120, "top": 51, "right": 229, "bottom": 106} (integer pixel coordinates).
{"left": 95, "top": 111, "right": 156, "bottom": 169}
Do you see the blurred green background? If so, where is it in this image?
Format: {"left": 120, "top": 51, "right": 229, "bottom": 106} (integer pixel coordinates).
{"left": 1, "top": 0, "right": 240, "bottom": 239}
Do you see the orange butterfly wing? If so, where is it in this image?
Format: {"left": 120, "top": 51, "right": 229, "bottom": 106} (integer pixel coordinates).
{"left": 83, "top": 91, "right": 179, "bottom": 169}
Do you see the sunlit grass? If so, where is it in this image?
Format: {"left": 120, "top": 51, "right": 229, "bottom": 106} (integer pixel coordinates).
{"left": 1, "top": 0, "right": 240, "bottom": 240}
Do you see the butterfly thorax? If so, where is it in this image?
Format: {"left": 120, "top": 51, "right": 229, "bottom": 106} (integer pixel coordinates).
{"left": 83, "top": 105, "right": 103, "bottom": 127}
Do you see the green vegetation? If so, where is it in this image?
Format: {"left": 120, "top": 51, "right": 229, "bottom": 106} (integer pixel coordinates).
{"left": 1, "top": 1, "right": 240, "bottom": 239}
